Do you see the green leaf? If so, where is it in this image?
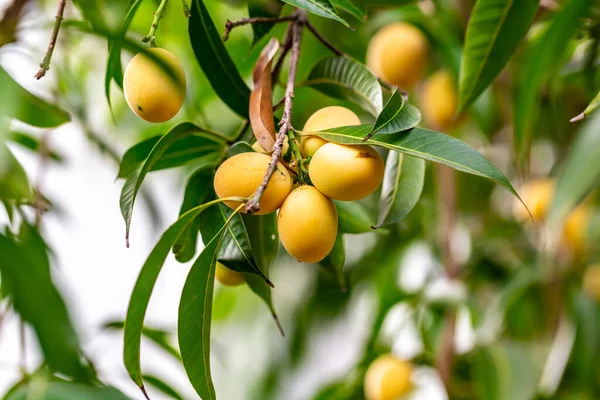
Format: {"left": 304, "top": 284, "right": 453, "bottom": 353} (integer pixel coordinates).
{"left": 248, "top": 0, "right": 284, "bottom": 44}
{"left": 189, "top": 0, "right": 251, "bottom": 117}
{"left": 320, "top": 234, "right": 346, "bottom": 290}
{"left": 142, "top": 375, "right": 184, "bottom": 400}
{"left": 104, "top": 321, "right": 180, "bottom": 360}
{"left": 0, "top": 232, "right": 93, "bottom": 382}
{"left": 513, "top": 0, "right": 593, "bottom": 160}
{"left": 123, "top": 198, "right": 242, "bottom": 388}
{"left": 0, "top": 67, "right": 70, "bottom": 127}
{"left": 7, "top": 131, "right": 65, "bottom": 162}
{"left": 5, "top": 381, "right": 129, "bottom": 400}
{"left": 572, "top": 88, "right": 600, "bottom": 122}
{"left": 281, "top": 0, "right": 350, "bottom": 27}
{"left": 548, "top": 111, "right": 600, "bottom": 227}
{"left": 71, "top": 0, "right": 107, "bottom": 31}
{"left": 374, "top": 152, "right": 425, "bottom": 228}
{"left": 312, "top": 125, "right": 522, "bottom": 202}
{"left": 173, "top": 169, "right": 215, "bottom": 263}
{"left": 365, "top": 90, "right": 421, "bottom": 140}
{"left": 370, "top": 89, "right": 405, "bottom": 133}
{"left": 0, "top": 143, "right": 33, "bottom": 202}
{"left": 178, "top": 232, "right": 225, "bottom": 400}
{"left": 228, "top": 141, "right": 254, "bottom": 157}
{"left": 303, "top": 56, "right": 383, "bottom": 116}
{"left": 334, "top": 200, "right": 373, "bottom": 233}
{"left": 119, "top": 122, "right": 224, "bottom": 245}
{"left": 474, "top": 343, "right": 538, "bottom": 400}
{"left": 458, "top": 0, "right": 538, "bottom": 111}
{"left": 105, "top": 0, "right": 145, "bottom": 107}
{"left": 199, "top": 203, "right": 273, "bottom": 284}
{"left": 243, "top": 213, "right": 284, "bottom": 334}
{"left": 330, "top": 0, "right": 364, "bottom": 21}
{"left": 117, "top": 132, "right": 225, "bottom": 179}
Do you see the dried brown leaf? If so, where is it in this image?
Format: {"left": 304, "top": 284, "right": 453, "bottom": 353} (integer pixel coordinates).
{"left": 250, "top": 38, "right": 279, "bottom": 151}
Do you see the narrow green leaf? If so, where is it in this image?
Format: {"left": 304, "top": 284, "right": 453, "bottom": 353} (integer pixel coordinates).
{"left": 243, "top": 213, "right": 284, "bottom": 334}
{"left": 228, "top": 141, "right": 254, "bottom": 157}
{"left": 513, "top": 0, "right": 593, "bottom": 160}
{"left": 303, "top": 56, "right": 383, "bottom": 116}
{"left": 178, "top": 232, "right": 225, "bottom": 400}
{"left": 320, "top": 234, "right": 346, "bottom": 290}
{"left": 123, "top": 198, "right": 243, "bottom": 387}
{"left": 7, "top": 131, "right": 65, "bottom": 162}
{"left": 571, "top": 88, "right": 600, "bottom": 122}
{"left": 0, "top": 143, "right": 33, "bottom": 202}
{"left": 248, "top": 0, "right": 284, "bottom": 44}
{"left": 189, "top": 0, "right": 251, "bottom": 117}
{"left": 364, "top": 90, "right": 421, "bottom": 140}
{"left": 370, "top": 89, "right": 405, "bottom": 133}
{"left": 142, "top": 375, "right": 184, "bottom": 400}
{"left": 474, "top": 343, "right": 538, "bottom": 400}
{"left": 5, "top": 381, "right": 129, "bottom": 400}
{"left": 312, "top": 125, "right": 522, "bottom": 203}
{"left": 104, "top": 321, "right": 180, "bottom": 360}
{"left": 458, "top": 0, "right": 538, "bottom": 111}
{"left": 281, "top": 0, "right": 350, "bottom": 27}
{"left": 330, "top": 0, "right": 364, "bottom": 21}
{"left": 0, "top": 67, "right": 70, "bottom": 127}
{"left": 105, "top": 0, "right": 145, "bottom": 107}
{"left": 374, "top": 152, "right": 425, "bottom": 228}
{"left": 0, "top": 233, "right": 93, "bottom": 382}
{"left": 548, "top": 111, "right": 600, "bottom": 227}
{"left": 119, "top": 122, "right": 223, "bottom": 245}
{"left": 117, "top": 132, "right": 225, "bottom": 179}
{"left": 71, "top": 0, "right": 107, "bottom": 31}
{"left": 334, "top": 200, "right": 373, "bottom": 233}
{"left": 173, "top": 169, "right": 214, "bottom": 263}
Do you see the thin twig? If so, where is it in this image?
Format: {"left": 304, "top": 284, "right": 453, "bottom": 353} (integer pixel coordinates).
{"left": 142, "top": 0, "right": 169, "bottom": 47}
{"left": 435, "top": 311, "right": 457, "bottom": 389}
{"left": 34, "top": 0, "right": 67, "bottom": 79}
{"left": 246, "top": 12, "right": 306, "bottom": 214}
{"left": 271, "top": 23, "right": 294, "bottom": 84}
{"left": 222, "top": 15, "right": 296, "bottom": 42}
{"left": 305, "top": 20, "right": 346, "bottom": 57}
{"left": 181, "top": 0, "right": 190, "bottom": 17}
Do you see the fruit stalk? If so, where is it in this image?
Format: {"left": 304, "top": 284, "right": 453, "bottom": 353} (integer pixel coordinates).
{"left": 34, "top": 0, "right": 67, "bottom": 79}
{"left": 142, "top": 0, "right": 169, "bottom": 47}
{"left": 246, "top": 12, "right": 305, "bottom": 214}
{"left": 222, "top": 15, "right": 296, "bottom": 42}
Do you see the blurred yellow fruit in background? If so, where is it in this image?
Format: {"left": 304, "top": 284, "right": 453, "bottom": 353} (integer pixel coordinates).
{"left": 364, "top": 354, "right": 413, "bottom": 400}
{"left": 421, "top": 70, "right": 459, "bottom": 130}
{"left": 513, "top": 179, "right": 555, "bottom": 222}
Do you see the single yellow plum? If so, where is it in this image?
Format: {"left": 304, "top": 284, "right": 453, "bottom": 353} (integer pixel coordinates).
{"left": 215, "top": 262, "right": 245, "bottom": 287}
{"left": 301, "top": 106, "right": 361, "bottom": 157}
{"left": 421, "top": 70, "right": 459, "bottom": 130}
{"left": 364, "top": 354, "right": 413, "bottom": 400}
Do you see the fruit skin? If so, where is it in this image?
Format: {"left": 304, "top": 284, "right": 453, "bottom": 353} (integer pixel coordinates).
{"left": 301, "top": 106, "right": 361, "bottom": 157}
{"left": 367, "top": 22, "right": 428, "bottom": 88}
{"left": 562, "top": 204, "right": 590, "bottom": 252}
{"left": 214, "top": 152, "right": 292, "bottom": 215}
{"left": 215, "top": 262, "right": 245, "bottom": 287}
{"left": 252, "top": 136, "right": 290, "bottom": 155}
{"left": 309, "top": 143, "right": 384, "bottom": 201}
{"left": 421, "top": 70, "right": 458, "bottom": 130}
{"left": 583, "top": 266, "right": 600, "bottom": 300}
{"left": 364, "top": 354, "right": 413, "bottom": 400}
{"left": 278, "top": 185, "right": 338, "bottom": 263}
{"left": 124, "top": 48, "right": 186, "bottom": 123}
{"left": 513, "top": 179, "right": 555, "bottom": 222}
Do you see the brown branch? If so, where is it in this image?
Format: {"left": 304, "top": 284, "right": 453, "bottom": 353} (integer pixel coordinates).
{"left": 222, "top": 15, "right": 296, "bottom": 42}
{"left": 246, "top": 12, "right": 305, "bottom": 214}
{"left": 34, "top": 0, "right": 67, "bottom": 79}
{"left": 435, "top": 311, "right": 457, "bottom": 388}
{"left": 271, "top": 23, "right": 294, "bottom": 84}
{"left": 305, "top": 20, "right": 346, "bottom": 57}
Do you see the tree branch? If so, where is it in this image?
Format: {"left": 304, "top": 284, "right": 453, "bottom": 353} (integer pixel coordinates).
{"left": 246, "top": 12, "right": 305, "bottom": 214}
{"left": 222, "top": 15, "right": 296, "bottom": 42}
{"left": 271, "top": 23, "right": 294, "bottom": 84}
{"left": 34, "top": 0, "right": 67, "bottom": 79}
{"left": 305, "top": 20, "right": 346, "bottom": 57}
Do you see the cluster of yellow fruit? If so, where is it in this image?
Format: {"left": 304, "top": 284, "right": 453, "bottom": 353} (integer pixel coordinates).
{"left": 364, "top": 354, "right": 413, "bottom": 400}
{"left": 512, "top": 179, "right": 590, "bottom": 252}
{"left": 367, "top": 22, "right": 459, "bottom": 131}
{"left": 123, "top": 48, "right": 186, "bottom": 123}
{"left": 214, "top": 105, "right": 385, "bottom": 282}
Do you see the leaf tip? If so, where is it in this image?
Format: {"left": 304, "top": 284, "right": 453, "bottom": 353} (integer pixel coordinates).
{"left": 570, "top": 112, "right": 585, "bottom": 123}
{"left": 272, "top": 312, "right": 285, "bottom": 336}
{"left": 139, "top": 384, "right": 151, "bottom": 400}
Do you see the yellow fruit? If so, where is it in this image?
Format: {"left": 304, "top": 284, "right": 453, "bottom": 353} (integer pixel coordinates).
{"left": 367, "top": 22, "right": 428, "bottom": 88}
{"left": 421, "top": 70, "right": 459, "bottom": 130}
{"left": 301, "top": 106, "right": 361, "bottom": 157}
{"left": 215, "top": 262, "right": 245, "bottom": 287}
{"left": 278, "top": 186, "right": 338, "bottom": 262}
{"left": 124, "top": 48, "right": 186, "bottom": 123}
{"left": 214, "top": 152, "right": 292, "bottom": 215}
{"left": 364, "top": 354, "right": 413, "bottom": 400}
{"left": 583, "top": 266, "right": 600, "bottom": 300}
{"left": 513, "top": 179, "right": 555, "bottom": 222}
{"left": 562, "top": 205, "right": 590, "bottom": 252}
{"left": 252, "top": 136, "right": 290, "bottom": 155}
{"left": 309, "top": 143, "right": 384, "bottom": 201}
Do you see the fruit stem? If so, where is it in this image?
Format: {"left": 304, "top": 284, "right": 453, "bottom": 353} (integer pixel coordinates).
{"left": 286, "top": 129, "right": 308, "bottom": 181}
{"left": 222, "top": 15, "right": 297, "bottom": 42}
{"left": 34, "top": 0, "right": 67, "bottom": 80}
{"left": 181, "top": 0, "right": 190, "bottom": 18}
{"left": 246, "top": 11, "right": 306, "bottom": 214}
{"left": 142, "top": 0, "right": 169, "bottom": 47}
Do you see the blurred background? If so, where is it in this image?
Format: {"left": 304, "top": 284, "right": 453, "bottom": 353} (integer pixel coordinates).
{"left": 1, "top": 0, "right": 600, "bottom": 399}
